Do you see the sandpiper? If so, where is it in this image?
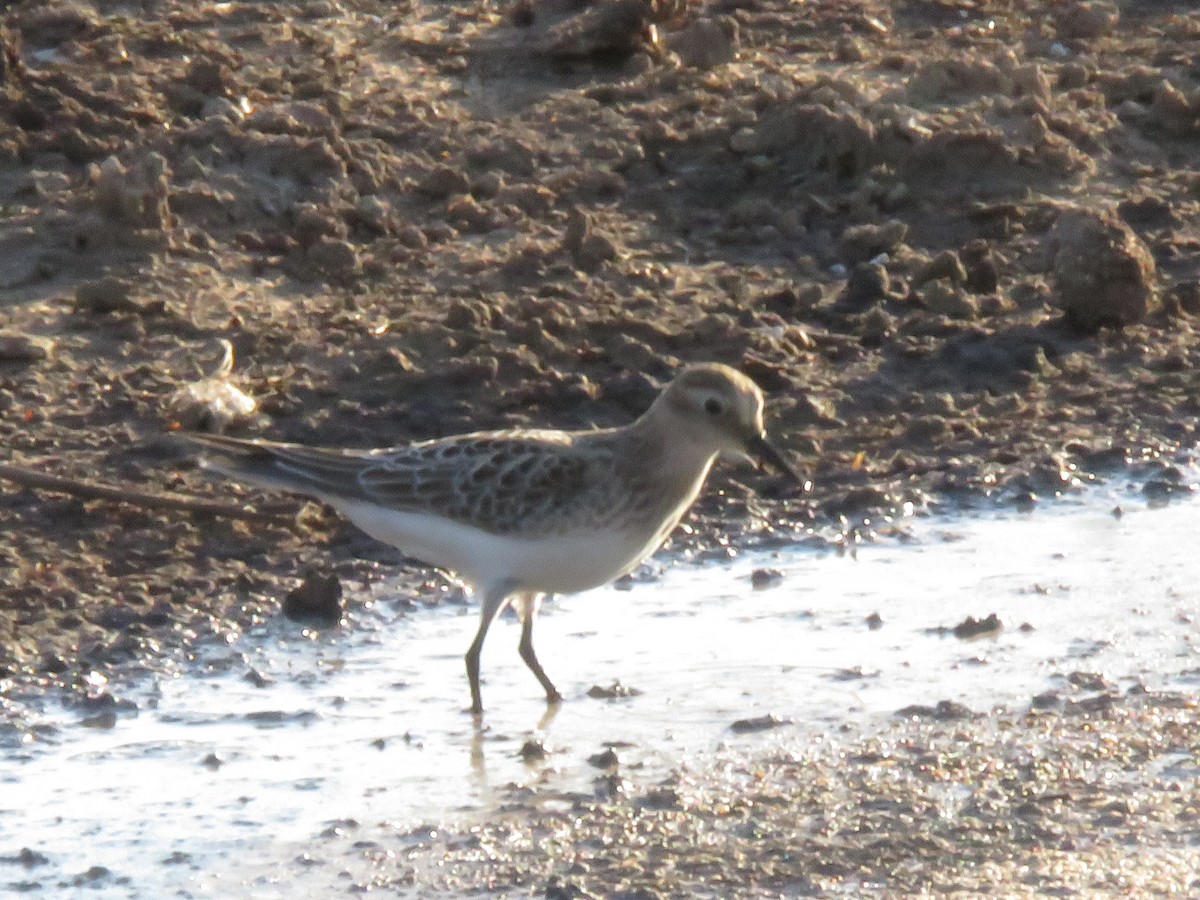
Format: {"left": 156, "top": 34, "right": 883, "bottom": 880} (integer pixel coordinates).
{"left": 183, "top": 363, "right": 802, "bottom": 714}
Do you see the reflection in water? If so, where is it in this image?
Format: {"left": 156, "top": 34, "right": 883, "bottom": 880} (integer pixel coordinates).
{"left": 3, "top": 481, "right": 1200, "bottom": 897}
{"left": 468, "top": 701, "right": 563, "bottom": 803}
{"left": 469, "top": 722, "right": 486, "bottom": 787}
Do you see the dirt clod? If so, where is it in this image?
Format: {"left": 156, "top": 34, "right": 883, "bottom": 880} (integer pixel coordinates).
{"left": 1052, "top": 207, "right": 1158, "bottom": 330}
{"left": 283, "top": 569, "right": 343, "bottom": 626}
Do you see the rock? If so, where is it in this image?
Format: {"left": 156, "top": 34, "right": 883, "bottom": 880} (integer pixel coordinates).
{"left": 538, "top": 0, "right": 675, "bottom": 60}
{"left": 91, "top": 153, "right": 171, "bottom": 229}
{"left": 75, "top": 275, "right": 136, "bottom": 313}
{"left": 283, "top": 568, "right": 343, "bottom": 625}
{"left": 416, "top": 165, "right": 470, "bottom": 200}
{"left": 587, "top": 748, "right": 620, "bottom": 769}
{"left": 1031, "top": 690, "right": 1062, "bottom": 710}
{"left": 1051, "top": 207, "right": 1157, "bottom": 329}
{"left": 730, "top": 713, "right": 791, "bottom": 733}
{"left": 838, "top": 261, "right": 892, "bottom": 307}
{"left": 839, "top": 219, "right": 908, "bottom": 265}
{"left": 860, "top": 306, "right": 895, "bottom": 343}
{"left": 184, "top": 58, "right": 230, "bottom": 96}
{"left": 587, "top": 680, "right": 642, "bottom": 699}
{"left": 0, "top": 26, "right": 22, "bottom": 87}
{"left": 896, "top": 700, "right": 974, "bottom": 721}
{"left": 563, "top": 209, "right": 618, "bottom": 270}
{"left": 913, "top": 250, "right": 967, "bottom": 287}
{"left": 1054, "top": 1, "right": 1118, "bottom": 40}
{"left": 750, "top": 568, "right": 783, "bottom": 590}
{"left": 306, "top": 237, "right": 361, "bottom": 278}
{"left": 953, "top": 613, "right": 1002, "bottom": 638}
{"left": 10, "top": 847, "right": 49, "bottom": 867}
{"left": 732, "top": 102, "right": 877, "bottom": 175}
{"left": 1149, "top": 80, "right": 1199, "bottom": 135}
{"left": 834, "top": 35, "right": 867, "bottom": 63}
{"left": 728, "top": 196, "right": 776, "bottom": 228}
{"left": 0, "top": 333, "right": 51, "bottom": 363}
{"left": 518, "top": 739, "right": 547, "bottom": 763}
{"left": 908, "top": 56, "right": 1011, "bottom": 102}
{"left": 292, "top": 203, "right": 343, "bottom": 247}
{"left": 917, "top": 280, "right": 978, "bottom": 319}
{"left": 960, "top": 240, "right": 1000, "bottom": 294}
{"left": 1068, "top": 671, "right": 1110, "bottom": 691}
{"left": 665, "top": 17, "right": 738, "bottom": 69}
{"left": 350, "top": 195, "right": 393, "bottom": 234}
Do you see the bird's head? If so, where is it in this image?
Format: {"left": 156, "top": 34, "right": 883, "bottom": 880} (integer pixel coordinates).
{"left": 656, "top": 363, "right": 803, "bottom": 484}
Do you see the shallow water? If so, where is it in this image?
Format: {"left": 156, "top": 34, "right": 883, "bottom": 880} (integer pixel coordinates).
{"left": 2, "top": 480, "right": 1199, "bottom": 897}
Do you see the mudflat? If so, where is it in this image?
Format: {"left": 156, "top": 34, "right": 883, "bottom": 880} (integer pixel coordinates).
{"left": 1, "top": 1, "right": 1198, "bottom": 893}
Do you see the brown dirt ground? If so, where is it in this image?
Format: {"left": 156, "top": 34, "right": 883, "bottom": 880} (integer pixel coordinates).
{"left": 3, "top": 0, "right": 1199, "bottom": 681}
{"left": 1, "top": 0, "right": 1199, "bottom": 890}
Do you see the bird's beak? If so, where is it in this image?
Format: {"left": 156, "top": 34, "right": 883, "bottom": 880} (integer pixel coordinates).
{"left": 745, "top": 433, "right": 806, "bottom": 486}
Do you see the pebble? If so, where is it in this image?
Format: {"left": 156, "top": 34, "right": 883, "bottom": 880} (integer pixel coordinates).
{"left": 750, "top": 568, "right": 784, "bottom": 590}
{"left": 518, "top": 739, "right": 548, "bottom": 763}
{"left": 729, "top": 713, "right": 791, "bottom": 734}
{"left": 283, "top": 569, "right": 343, "bottom": 626}
{"left": 896, "top": 699, "right": 974, "bottom": 720}
{"left": 587, "top": 680, "right": 642, "bottom": 699}
{"left": 953, "top": 613, "right": 1003, "bottom": 639}
{"left": 587, "top": 748, "right": 620, "bottom": 769}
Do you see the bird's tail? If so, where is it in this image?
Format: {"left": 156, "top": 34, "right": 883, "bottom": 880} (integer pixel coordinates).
{"left": 178, "top": 433, "right": 372, "bottom": 501}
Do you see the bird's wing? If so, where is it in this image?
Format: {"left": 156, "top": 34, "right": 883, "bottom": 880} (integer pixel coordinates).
{"left": 184, "top": 431, "right": 604, "bottom": 535}
{"left": 358, "top": 432, "right": 599, "bottom": 534}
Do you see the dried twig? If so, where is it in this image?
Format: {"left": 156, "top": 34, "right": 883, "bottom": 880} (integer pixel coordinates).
{"left": 0, "top": 462, "right": 297, "bottom": 526}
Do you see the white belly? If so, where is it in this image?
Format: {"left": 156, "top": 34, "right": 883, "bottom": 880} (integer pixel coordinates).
{"left": 333, "top": 500, "right": 674, "bottom": 595}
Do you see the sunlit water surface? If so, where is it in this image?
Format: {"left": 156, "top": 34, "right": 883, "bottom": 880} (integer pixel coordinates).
{"left": 2, "top": 482, "right": 1198, "bottom": 896}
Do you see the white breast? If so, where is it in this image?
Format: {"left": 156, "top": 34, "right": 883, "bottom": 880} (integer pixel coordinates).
{"left": 333, "top": 499, "right": 681, "bottom": 595}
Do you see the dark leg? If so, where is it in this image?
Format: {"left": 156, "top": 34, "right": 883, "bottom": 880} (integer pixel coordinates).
{"left": 465, "top": 585, "right": 510, "bottom": 716}
{"left": 517, "top": 597, "right": 562, "bottom": 705}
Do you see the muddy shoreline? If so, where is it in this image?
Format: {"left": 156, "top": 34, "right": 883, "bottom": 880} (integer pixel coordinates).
{"left": 5, "top": 487, "right": 1200, "bottom": 897}
{"left": 380, "top": 691, "right": 1200, "bottom": 898}
{"left": 2, "top": 0, "right": 1199, "bottom": 696}
{"left": 2, "top": 1, "right": 1200, "bottom": 890}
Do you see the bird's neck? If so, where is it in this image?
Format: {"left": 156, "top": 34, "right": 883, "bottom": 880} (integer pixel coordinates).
{"left": 626, "top": 408, "right": 720, "bottom": 486}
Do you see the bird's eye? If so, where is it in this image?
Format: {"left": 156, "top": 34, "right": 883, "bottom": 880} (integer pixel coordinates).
{"left": 704, "top": 397, "right": 723, "bottom": 416}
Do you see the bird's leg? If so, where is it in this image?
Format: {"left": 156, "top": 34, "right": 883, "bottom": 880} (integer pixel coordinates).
{"left": 516, "top": 593, "right": 563, "bottom": 706}
{"left": 465, "top": 583, "right": 512, "bottom": 716}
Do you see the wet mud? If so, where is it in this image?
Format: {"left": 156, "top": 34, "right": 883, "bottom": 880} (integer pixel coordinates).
{"left": 2, "top": 0, "right": 1200, "bottom": 895}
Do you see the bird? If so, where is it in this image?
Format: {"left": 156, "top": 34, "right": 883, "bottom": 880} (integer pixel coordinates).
{"left": 181, "top": 363, "right": 803, "bottom": 714}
